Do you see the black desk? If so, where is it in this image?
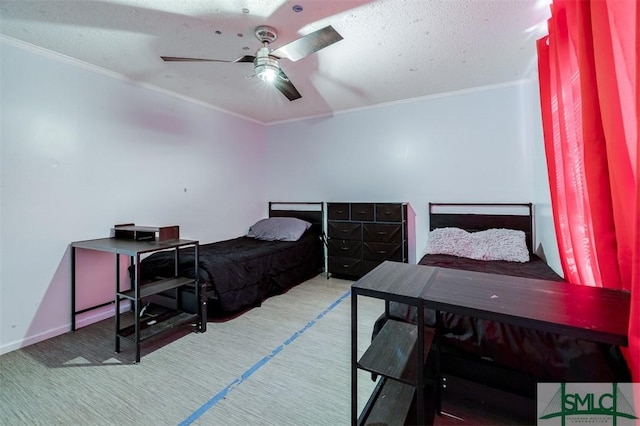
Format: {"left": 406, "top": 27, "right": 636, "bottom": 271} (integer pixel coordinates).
{"left": 71, "top": 237, "right": 201, "bottom": 362}
{"left": 351, "top": 261, "right": 630, "bottom": 424}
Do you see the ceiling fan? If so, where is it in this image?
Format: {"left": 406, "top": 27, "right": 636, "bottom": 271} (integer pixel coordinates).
{"left": 161, "top": 25, "right": 343, "bottom": 101}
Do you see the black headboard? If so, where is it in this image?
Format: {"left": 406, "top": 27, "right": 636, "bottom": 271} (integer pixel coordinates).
{"left": 429, "top": 203, "right": 534, "bottom": 254}
{"left": 268, "top": 202, "right": 324, "bottom": 234}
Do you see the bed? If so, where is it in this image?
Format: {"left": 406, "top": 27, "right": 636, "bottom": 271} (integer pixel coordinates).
{"left": 137, "top": 202, "right": 325, "bottom": 330}
{"left": 373, "top": 203, "right": 630, "bottom": 398}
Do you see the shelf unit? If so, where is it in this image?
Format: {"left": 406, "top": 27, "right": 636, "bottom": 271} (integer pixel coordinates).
{"left": 71, "top": 236, "right": 202, "bottom": 363}
{"left": 351, "top": 261, "right": 438, "bottom": 425}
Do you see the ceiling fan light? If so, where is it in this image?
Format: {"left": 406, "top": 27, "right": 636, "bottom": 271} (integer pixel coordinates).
{"left": 256, "top": 64, "right": 278, "bottom": 82}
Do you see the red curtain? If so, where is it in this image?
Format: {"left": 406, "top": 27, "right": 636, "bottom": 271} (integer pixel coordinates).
{"left": 537, "top": 0, "right": 638, "bottom": 383}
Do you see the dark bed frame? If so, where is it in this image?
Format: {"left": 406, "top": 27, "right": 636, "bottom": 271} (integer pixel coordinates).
{"left": 269, "top": 201, "right": 325, "bottom": 232}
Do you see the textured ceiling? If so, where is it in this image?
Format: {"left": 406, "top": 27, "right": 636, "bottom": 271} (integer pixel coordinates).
{"left": 0, "top": 0, "right": 551, "bottom": 124}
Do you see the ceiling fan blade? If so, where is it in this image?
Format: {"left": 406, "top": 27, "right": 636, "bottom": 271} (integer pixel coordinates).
{"left": 273, "top": 69, "right": 301, "bottom": 101}
{"left": 161, "top": 55, "right": 255, "bottom": 63}
{"left": 270, "top": 26, "right": 343, "bottom": 62}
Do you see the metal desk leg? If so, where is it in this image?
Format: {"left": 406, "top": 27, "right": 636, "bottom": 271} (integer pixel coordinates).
{"left": 351, "top": 290, "right": 358, "bottom": 426}
{"left": 71, "top": 246, "right": 77, "bottom": 332}
{"left": 115, "top": 254, "right": 121, "bottom": 354}
{"left": 417, "top": 304, "right": 425, "bottom": 425}
{"left": 134, "top": 253, "right": 141, "bottom": 363}
{"left": 195, "top": 244, "right": 206, "bottom": 333}
{"left": 435, "top": 310, "right": 442, "bottom": 415}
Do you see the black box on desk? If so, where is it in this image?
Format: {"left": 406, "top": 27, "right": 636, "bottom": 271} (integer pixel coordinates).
{"left": 111, "top": 223, "right": 180, "bottom": 242}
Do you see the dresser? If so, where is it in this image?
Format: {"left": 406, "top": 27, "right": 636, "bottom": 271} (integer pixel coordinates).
{"left": 326, "top": 202, "right": 415, "bottom": 279}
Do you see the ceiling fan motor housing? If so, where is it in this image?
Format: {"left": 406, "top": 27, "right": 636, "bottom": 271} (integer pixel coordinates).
{"left": 255, "top": 25, "right": 278, "bottom": 44}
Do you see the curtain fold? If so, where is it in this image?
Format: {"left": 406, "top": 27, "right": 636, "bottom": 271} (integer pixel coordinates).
{"left": 537, "top": 0, "right": 638, "bottom": 382}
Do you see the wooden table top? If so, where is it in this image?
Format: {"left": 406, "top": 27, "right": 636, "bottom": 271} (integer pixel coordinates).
{"left": 426, "top": 266, "right": 630, "bottom": 346}
{"left": 353, "top": 261, "right": 630, "bottom": 346}
{"left": 352, "top": 261, "right": 438, "bottom": 305}
{"left": 71, "top": 237, "right": 198, "bottom": 256}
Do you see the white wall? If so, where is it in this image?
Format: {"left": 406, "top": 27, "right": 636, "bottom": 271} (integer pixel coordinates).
{"left": 1, "top": 38, "right": 560, "bottom": 355}
{"left": 526, "top": 79, "right": 562, "bottom": 276}
{"left": 265, "top": 83, "right": 542, "bottom": 258}
{"left": 0, "top": 40, "right": 266, "bottom": 354}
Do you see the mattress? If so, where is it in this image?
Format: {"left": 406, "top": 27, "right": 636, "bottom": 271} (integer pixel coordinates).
{"left": 138, "top": 229, "right": 323, "bottom": 314}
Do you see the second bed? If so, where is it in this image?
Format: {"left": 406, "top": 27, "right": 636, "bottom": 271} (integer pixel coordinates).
{"left": 373, "top": 203, "right": 630, "bottom": 397}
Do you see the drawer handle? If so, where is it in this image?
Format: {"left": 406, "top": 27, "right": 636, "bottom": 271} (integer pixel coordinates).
{"left": 377, "top": 232, "right": 388, "bottom": 235}
{"left": 340, "top": 247, "right": 349, "bottom": 251}
{"left": 337, "top": 210, "right": 343, "bottom": 214}
{"left": 340, "top": 229, "right": 348, "bottom": 233}
{"left": 377, "top": 250, "right": 388, "bottom": 254}
{"left": 342, "top": 264, "right": 350, "bottom": 268}
{"left": 384, "top": 212, "right": 391, "bottom": 215}
{"left": 358, "top": 211, "right": 367, "bottom": 214}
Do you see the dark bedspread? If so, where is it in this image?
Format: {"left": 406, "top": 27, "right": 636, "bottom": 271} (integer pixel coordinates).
{"left": 377, "top": 254, "right": 630, "bottom": 383}
{"left": 139, "top": 230, "right": 323, "bottom": 314}
{"left": 417, "top": 253, "right": 564, "bottom": 281}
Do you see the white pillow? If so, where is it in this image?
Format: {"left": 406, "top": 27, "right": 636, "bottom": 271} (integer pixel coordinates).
{"left": 247, "top": 217, "right": 311, "bottom": 242}
{"left": 476, "top": 228, "right": 530, "bottom": 262}
{"left": 425, "top": 227, "right": 482, "bottom": 259}
{"left": 426, "top": 227, "right": 529, "bottom": 263}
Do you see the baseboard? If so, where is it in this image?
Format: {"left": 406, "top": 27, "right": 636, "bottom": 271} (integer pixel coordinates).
{"left": 0, "top": 301, "right": 130, "bottom": 356}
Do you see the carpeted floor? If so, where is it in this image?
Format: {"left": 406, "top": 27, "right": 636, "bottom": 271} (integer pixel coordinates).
{"left": 0, "top": 274, "right": 533, "bottom": 425}
{"left": 1, "top": 276, "right": 383, "bottom": 425}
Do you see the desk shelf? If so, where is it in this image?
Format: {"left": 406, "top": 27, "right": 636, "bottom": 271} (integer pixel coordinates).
{"left": 357, "top": 319, "right": 435, "bottom": 425}
{"left": 358, "top": 320, "right": 434, "bottom": 384}
{"left": 117, "top": 310, "right": 197, "bottom": 342}
{"left": 363, "top": 377, "right": 415, "bottom": 426}
{"left": 117, "top": 277, "right": 195, "bottom": 300}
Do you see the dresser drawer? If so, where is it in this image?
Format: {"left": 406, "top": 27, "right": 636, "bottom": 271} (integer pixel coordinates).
{"left": 350, "top": 203, "right": 374, "bottom": 221}
{"left": 328, "top": 256, "right": 362, "bottom": 277}
{"left": 328, "top": 222, "right": 362, "bottom": 240}
{"left": 363, "top": 242, "right": 404, "bottom": 261}
{"left": 375, "top": 203, "right": 404, "bottom": 222}
{"left": 364, "top": 223, "right": 402, "bottom": 243}
{"left": 328, "top": 239, "right": 362, "bottom": 258}
{"left": 327, "top": 203, "right": 350, "bottom": 220}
